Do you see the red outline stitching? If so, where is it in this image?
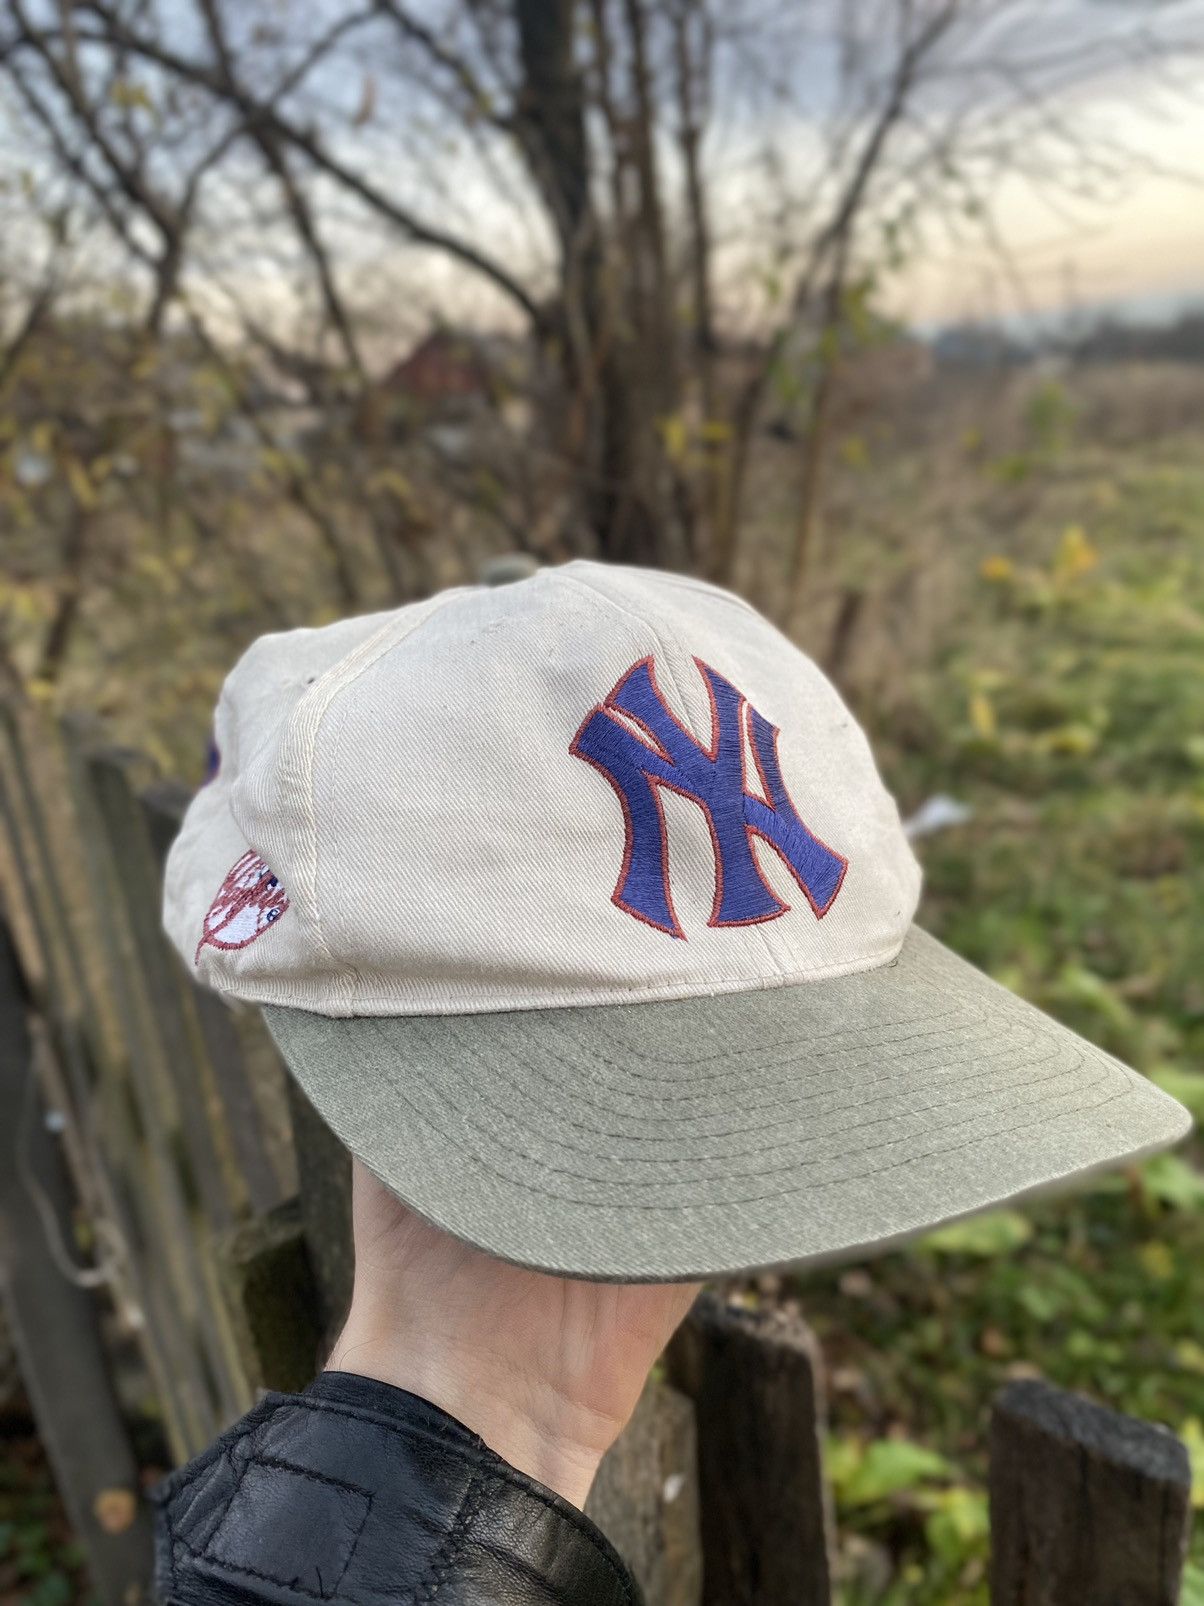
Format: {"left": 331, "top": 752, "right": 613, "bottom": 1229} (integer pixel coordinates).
{"left": 571, "top": 665, "right": 684, "bottom": 937}
{"left": 570, "top": 654, "right": 849, "bottom": 938}
{"left": 697, "top": 662, "right": 790, "bottom": 928}
{"left": 745, "top": 713, "right": 849, "bottom": 920}
{"left": 195, "top": 850, "right": 291, "bottom": 963}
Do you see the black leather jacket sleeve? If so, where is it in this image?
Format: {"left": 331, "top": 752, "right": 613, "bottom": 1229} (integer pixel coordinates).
{"left": 151, "top": 1371, "right": 641, "bottom": 1606}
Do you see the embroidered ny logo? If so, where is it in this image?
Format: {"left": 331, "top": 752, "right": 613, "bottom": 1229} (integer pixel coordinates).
{"left": 571, "top": 656, "right": 848, "bottom": 938}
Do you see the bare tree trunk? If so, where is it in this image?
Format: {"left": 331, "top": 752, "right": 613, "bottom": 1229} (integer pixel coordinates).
{"left": 622, "top": 0, "right": 675, "bottom": 393}
{"left": 672, "top": 0, "right": 720, "bottom": 566}
{"left": 38, "top": 504, "right": 90, "bottom": 685}
{"left": 783, "top": 364, "right": 835, "bottom": 624}
{"left": 781, "top": 222, "right": 856, "bottom": 623}
{"left": 514, "top": 0, "right": 683, "bottom": 568}
{"left": 0, "top": 280, "right": 56, "bottom": 393}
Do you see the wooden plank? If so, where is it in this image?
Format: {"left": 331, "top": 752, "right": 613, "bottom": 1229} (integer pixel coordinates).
{"left": 218, "top": 1197, "right": 324, "bottom": 1394}
{"left": 0, "top": 919, "right": 154, "bottom": 1606}
{"left": 0, "top": 701, "right": 96, "bottom": 1029}
{"left": 286, "top": 1078, "right": 354, "bottom": 1344}
{"left": 0, "top": 755, "right": 95, "bottom": 1128}
{"left": 586, "top": 1378, "right": 702, "bottom": 1606}
{"left": 2, "top": 713, "right": 202, "bottom": 1457}
{"left": 58, "top": 723, "right": 247, "bottom": 1444}
{"left": 224, "top": 1000, "right": 298, "bottom": 1206}
{"left": 27, "top": 1016, "right": 151, "bottom": 1345}
{"left": 0, "top": 727, "right": 104, "bottom": 1141}
{"left": 24, "top": 981, "right": 199, "bottom": 1462}
{"left": 667, "top": 1292, "right": 835, "bottom": 1606}
{"left": 0, "top": 736, "right": 61, "bottom": 1003}
{"left": 95, "top": 1083, "right": 212, "bottom": 1461}
{"left": 85, "top": 749, "right": 240, "bottom": 1230}
{"left": 80, "top": 745, "right": 260, "bottom": 1428}
{"left": 989, "top": 1378, "right": 1191, "bottom": 1606}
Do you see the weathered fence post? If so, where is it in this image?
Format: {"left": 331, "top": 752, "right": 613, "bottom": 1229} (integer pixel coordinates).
{"left": 668, "top": 1292, "right": 835, "bottom": 1606}
{"left": 83, "top": 746, "right": 243, "bottom": 1232}
{"left": 219, "top": 1197, "right": 324, "bottom": 1394}
{"left": 0, "top": 919, "right": 154, "bottom": 1605}
{"left": 3, "top": 708, "right": 207, "bottom": 1456}
{"left": 586, "top": 1378, "right": 703, "bottom": 1606}
{"left": 0, "top": 706, "right": 101, "bottom": 1125}
{"left": 285, "top": 1079, "right": 354, "bottom": 1345}
{"left": 57, "top": 728, "right": 247, "bottom": 1444}
{"left": 989, "top": 1377, "right": 1192, "bottom": 1605}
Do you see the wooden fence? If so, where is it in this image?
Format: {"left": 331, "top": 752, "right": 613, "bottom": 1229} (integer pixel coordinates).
{"left": 0, "top": 692, "right": 1194, "bottom": 1606}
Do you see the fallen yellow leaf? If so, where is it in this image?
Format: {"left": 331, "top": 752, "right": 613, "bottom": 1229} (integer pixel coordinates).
{"left": 93, "top": 1487, "right": 138, "bottom": 1534}
{"left": 980, "top": 555, "right": 1014, "bottom": 583}
{"left": 1054, "top": 524, "right": 1098, "bottom": 581}
{"left": 969, "top": 692, "right": 997, "bottom": 739}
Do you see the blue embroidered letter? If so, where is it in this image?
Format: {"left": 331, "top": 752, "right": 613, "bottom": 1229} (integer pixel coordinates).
{"left": 570, "top": 656, "right": 848, "bottom": 937}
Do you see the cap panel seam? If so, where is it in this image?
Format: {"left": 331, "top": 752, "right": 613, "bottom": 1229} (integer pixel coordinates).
{"left": 648, "top": 568, "right": 763, "bottom": 621}
{"left": 261, "top": 615, "right": 401, "bottom": 977}
{"left": 273, "top": 591, "right": 467, "bottom": 997}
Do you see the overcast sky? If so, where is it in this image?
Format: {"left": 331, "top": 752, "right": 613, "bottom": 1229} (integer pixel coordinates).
{"left": 4, "top": 0, "right": 1201, "bottom": 336}
{"left": 898, "top": 94, "right": 1204, "bottom": 326}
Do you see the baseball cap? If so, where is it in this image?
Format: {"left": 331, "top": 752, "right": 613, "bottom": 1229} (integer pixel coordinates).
{"left": 162, "top": 561, "right": 1190, "bottom": 1280}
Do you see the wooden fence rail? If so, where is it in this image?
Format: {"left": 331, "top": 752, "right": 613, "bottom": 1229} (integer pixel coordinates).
{"left": 0, "top": 691, "right": 1193, "bottom": 1606}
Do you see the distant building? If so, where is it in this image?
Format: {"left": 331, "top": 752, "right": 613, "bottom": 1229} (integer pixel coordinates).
{"left": 365, "top": 327, "right": 532, "bottom": 452}
{"left": 383, "top": 329, "right": 498, "bottom": 416}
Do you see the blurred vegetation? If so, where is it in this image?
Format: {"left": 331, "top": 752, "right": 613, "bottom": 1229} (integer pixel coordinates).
{"left": 0, "top": 1400, "right": 91, "bottom": 1606}
{"left": 4, "top": 347, "right": 1204, "bottom": 1603}
{"left": 4, "top": 2, "right": 1204, "bottom": 1597}
{"left": 775, "top": 371, "right": 1204, "bottom": 1603}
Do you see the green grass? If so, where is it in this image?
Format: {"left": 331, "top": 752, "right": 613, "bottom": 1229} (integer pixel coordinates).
{"left": 8, "top": 364, "right": 1203, "bottom": 1602}
{"left": 795, "top": 415, "right": 1204, "bottom": 1602}
{"left": 0, "top": 1418, "right": 91, "bottom": 1606}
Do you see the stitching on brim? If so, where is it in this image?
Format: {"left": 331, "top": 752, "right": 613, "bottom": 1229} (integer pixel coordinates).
{"left": 386, "top": 999, "right": 1051, "bottom": 1160}
{"left": 358, "top": 945, "right": 1075, "bottom": 1164}
{"left": 461, "top": 1005, "right": 1049, "bottom": 1139}
{"left": 221, "top": 935, "right": 907, "bottom": 1014}
{"left": 346, "top": 1014, "right": 1142, "bottom": 1210}
{"left": 363, "top": 1006, "right": 1100, "bottom": 1184}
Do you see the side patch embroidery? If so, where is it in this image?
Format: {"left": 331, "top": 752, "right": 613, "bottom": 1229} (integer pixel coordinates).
{"left": 196, "top": 850, "right": 290, "bottom": 963}
{"left": 571, "top": 654, "right": 848, "bottom": 937}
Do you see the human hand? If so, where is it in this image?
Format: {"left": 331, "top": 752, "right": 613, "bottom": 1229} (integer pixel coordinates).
{"left": 328, "top": 1159, "right": 702, "bottom": 1508}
